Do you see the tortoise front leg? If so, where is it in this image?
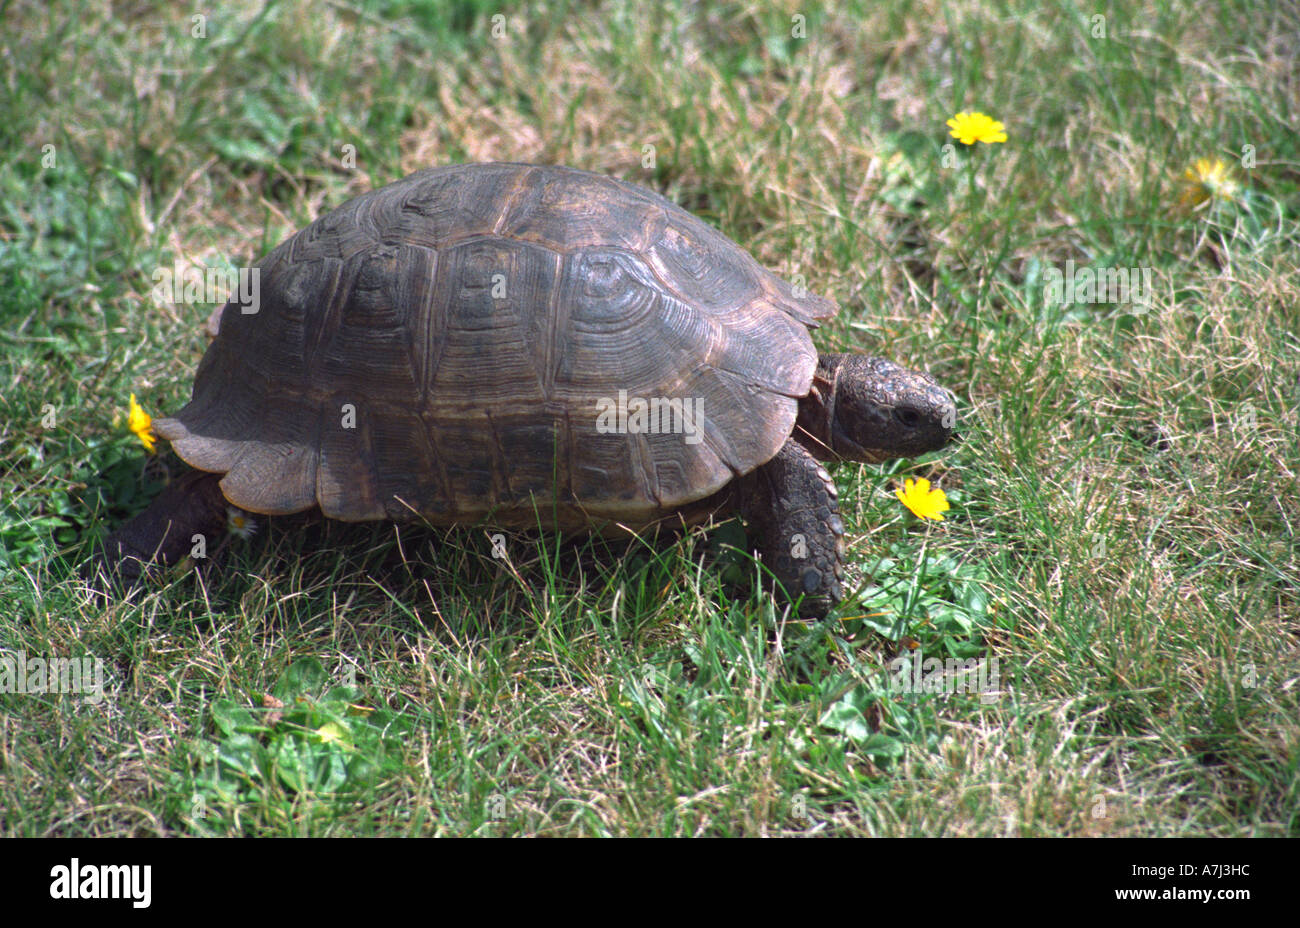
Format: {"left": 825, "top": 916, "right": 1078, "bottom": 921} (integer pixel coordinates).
{"left": 89, "top": 468, "right": 229, "bottom": 585}
{"left": 737, "top": 439, "right": 846, "bottom": 618}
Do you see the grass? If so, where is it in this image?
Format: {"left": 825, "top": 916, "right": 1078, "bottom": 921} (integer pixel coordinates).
{"left": 1, "top": 0, "right": 1297, "bottom": 836}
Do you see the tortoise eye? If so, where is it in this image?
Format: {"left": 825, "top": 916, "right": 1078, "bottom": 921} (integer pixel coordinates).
{"left": 894, "top": 408, "right": 922, "bottom": 429}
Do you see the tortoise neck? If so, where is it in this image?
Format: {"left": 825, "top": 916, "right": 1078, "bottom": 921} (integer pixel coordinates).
{"left": 794, "top": 354, "right": 841, "bottom": 462}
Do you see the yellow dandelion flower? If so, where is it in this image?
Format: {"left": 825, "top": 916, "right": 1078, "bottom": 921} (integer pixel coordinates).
{"left": 895, "top": 477, "right": 950, "bottom": 521}
{"left": 226, "top": 506, "right": 257, "bottom": 539}
{"left": 1178, "top": 157, "right": 1239, "bottom": 208}
{"left": 127, "top": 393, "right": 156, "bottom": 453}
{"left": 946, "top": 111, "right": 1007, "bottom": 146}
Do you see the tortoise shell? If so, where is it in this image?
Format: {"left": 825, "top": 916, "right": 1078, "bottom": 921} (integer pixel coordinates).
{"left": 154, "top": 163, "right": 838, "bottom": 529}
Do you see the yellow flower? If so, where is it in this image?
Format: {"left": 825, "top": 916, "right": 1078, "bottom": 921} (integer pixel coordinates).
{"left": 227, "top": 506, "right": 257, "bottom": 538}
{"left": 127, "top": 393, "right": 156, "bottom": 453}
{"left": 895, "top": 477, "right": 950, "bottom": 521}
{"left": 946, "top": 111, "right": 1007, "bottom": 145}
{"left": 1178, "top": 157, "right": 1239, "bottom": 208}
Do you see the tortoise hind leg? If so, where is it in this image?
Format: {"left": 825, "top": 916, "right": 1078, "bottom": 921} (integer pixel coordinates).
{"left": 737, "top": 439, "right": 846, "bottom": 618}
{"left": 88, "top": 469, "right": 229, "bottom": 585}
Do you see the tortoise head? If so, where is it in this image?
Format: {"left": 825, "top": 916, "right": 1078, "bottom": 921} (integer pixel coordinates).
{"left": 796, "top": 354, "right": 956, "bottom": 463}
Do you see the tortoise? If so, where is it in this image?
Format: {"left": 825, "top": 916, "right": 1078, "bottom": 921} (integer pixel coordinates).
{"left": 97, "top": 163, "right": 955, "bottom": 617}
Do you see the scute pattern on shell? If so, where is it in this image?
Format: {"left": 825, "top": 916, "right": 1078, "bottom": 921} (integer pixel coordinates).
{"left": 154, "top": 163, "right": 838, "bottom": 527}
